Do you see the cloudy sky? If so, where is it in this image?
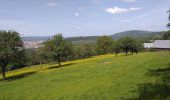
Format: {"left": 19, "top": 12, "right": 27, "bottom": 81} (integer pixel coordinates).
{"left": 0, "top": 0, "right": 169, "bottom": 37}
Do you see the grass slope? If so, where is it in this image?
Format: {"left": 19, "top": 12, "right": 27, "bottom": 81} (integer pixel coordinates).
{"left": 0, "top": 52, "right": 170, "bottom": 100}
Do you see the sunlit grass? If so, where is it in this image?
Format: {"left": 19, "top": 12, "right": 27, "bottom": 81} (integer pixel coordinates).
{"left": 0, "top": 51, "right": 170, "bottom": 100}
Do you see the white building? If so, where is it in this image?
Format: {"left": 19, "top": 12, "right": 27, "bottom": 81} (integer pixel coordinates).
{"left": 144, "top": 43, "right": 153, "bottom": 48}
{"left": 144, "top": 40, "right": 170, "bottom": 50}
{"left": 152, "top": 40, "right": 170, "bottom": 49}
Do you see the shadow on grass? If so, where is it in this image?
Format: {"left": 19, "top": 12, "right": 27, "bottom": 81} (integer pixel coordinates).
{"left": 123, "top": 63, "right": 170, "bottom": 100}
{"left": 0, "top": 71, "right": 37, "bottom": 82}
{"left": 46, "top": 62, "right": 76, "bottom": 70}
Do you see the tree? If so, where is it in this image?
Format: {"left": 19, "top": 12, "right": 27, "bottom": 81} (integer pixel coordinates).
{"left": 114, "top": 41, "right": 121, "bottom": 56}
{"left": 24, "top": 49, "right": 40, "bottom": 67}
{"left": 43, "top": 39, "right": 55, "bottom": 67}
{"left": 162, "top": 31, "right": 170, "bottom": 40}
{"left": 44, "top": 33, "right": 73, "bottom": 67}
{"left": 119, "top": 36, "right": 133, "bottom": 55}
{"left": 73, "top": 42, "right": 96, "bottom": 59}
{"left": 37, "top": 47, "right": 46, "bottom": 67}
{"left": 118, "top": 36, "right": 143, "bottom": 55}
{"left": 0, "top": 30, "right": 23, "bottom": 79}
{"left": 96, "top": 36, "right": 114, "bottom": 55}
{"left": 129, "top": 39, "right": 143, "bottom": 55}
{"left": 11, "top": 48, "right": 27, "bottom": 69}
{"left": 168, "top": 9, "right": 170, "bottom": 28}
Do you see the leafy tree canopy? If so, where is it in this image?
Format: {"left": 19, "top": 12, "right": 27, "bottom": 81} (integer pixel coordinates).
{"left": 0, "top": 30, "right": 23, "bottom": 79}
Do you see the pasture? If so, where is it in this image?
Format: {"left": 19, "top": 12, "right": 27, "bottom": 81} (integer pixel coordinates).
{"left": 0, "top": 51, "right": 170, "bottom": 100}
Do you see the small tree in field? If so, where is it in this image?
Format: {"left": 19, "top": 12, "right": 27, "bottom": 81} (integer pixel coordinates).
{"left": 114, "top": 41, "right": 121, "bottom": 56}
{"left": 43, "top": 39, "right": 55, "bottom": 67}
{"left": 73, "top": 42, "right": 96, "bottom": 59}
{"left": 119, "top": 36, "right": 133, "bottom": 55}
{"left": 96, "top": 36, "right": 113, "bottom": 55}
{"left": 129, "top": 39, "right": 143, "bottom": 55}
{"left": 162, "top": 31, "right": 170, "bottom": 40}
{"left": 0, "top": 30, "right": 23, "bottom": 79}
{"left": 44, "top": 33, "right": 72, "bottom": 67}
{"left": 37, "top": 47, "right": 47, "bottom": 67}
{"left": 118, "top": 36, "right": 143, "bottom": 55}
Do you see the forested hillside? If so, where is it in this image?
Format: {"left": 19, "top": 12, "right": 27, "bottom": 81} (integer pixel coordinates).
{"left": 23, "top": 30, "right": 164, "bottom": 42}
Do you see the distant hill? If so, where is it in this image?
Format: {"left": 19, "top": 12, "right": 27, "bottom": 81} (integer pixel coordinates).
{"left": 65, "top": 36, "right": 98, "bottom": 42}
{"left": 110, "top": 30, "right": 163, "bottom": 39}
{"left": 23, "top": 30, "right": 164, "bottom": 42}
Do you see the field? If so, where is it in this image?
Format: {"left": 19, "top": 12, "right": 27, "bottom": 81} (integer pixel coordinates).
{"left": 0, "top": 51, "right": 170, "bottom": 100}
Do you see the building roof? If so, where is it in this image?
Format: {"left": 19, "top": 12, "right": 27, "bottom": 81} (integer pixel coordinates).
{"left": 153, "top": 40, "right": 170, "bottom": 49}
{"left": 144, "top": 43, "right": 153, "bottom": 48}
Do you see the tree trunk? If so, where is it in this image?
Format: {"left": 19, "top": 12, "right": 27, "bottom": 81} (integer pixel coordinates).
{"left": 125, "top": 51, "right": 128, "bottom": 56}
{"left": 58, "top": 58, "right": 61, "bottom": 67}
{"left": 50, "top": 57, "right": 53, "bottom": 66}
{"left": 115, "top": 52, "right": 118, "bottom": 56}
{"left": 50, "top": 55, "right": 53, "bottom": 67}
{"left": 40, "top": 61, "right": 42, "bottom": 68}
{"left": 1, "top": 66, "right": 6, "bottom": 80}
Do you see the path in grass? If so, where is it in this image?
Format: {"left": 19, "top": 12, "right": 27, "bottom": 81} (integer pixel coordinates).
{"left": 0, "top": 52, "right": 170, "bottom": 100}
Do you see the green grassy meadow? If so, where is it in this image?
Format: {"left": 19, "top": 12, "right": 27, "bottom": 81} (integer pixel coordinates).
{"left": 0, "top": 51, "right": 170, "bottom": 100}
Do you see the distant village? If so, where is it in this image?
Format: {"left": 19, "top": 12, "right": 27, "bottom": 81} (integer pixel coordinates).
{"left": 24, "top": 40, "right": 44, "bottom": 49}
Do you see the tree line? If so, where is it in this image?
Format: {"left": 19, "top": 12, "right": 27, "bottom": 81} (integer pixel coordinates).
{"left": 1, "top": 30, "right": 170, "bottom": 80}
{"left": 0, "top": 30, "right": 145, "bottom": 80}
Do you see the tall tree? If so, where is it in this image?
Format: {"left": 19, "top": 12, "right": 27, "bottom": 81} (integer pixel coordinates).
{"left": 43, "top": 40, "right": 55, "bottom": 67}
{"left": 96, "top": 36, "right": 113, "bottom": 55}
{"left": 119, "top": 36, "right": 133, "bottom": 55}
{"left": 162, "top": 31, "right": 170, "bottom": 40}
{"left": 168, "top": 9, "right": 170, "bottom": 28}
{"left": 114, "top": 41, "right": 121, "bottom": 56}
{"left": 44, "top": 33, "right": 73, "bottom": 67}
{"left": 129, "top": 39, "right": 143, "bottom": 55}
{"left": 0, "top": 30, "right": 23, "bottom": 79}
{"left": 118, "top": 37, "right": 143, "bottom": 55}
{"left": 37, "top": 47, "right": 46, "bottom": 67}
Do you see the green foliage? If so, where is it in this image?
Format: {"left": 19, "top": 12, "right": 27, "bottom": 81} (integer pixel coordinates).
{"left": 163, "top": 31, "right": 170, "bottom": 40}
{"left": 24, "top": 49, "right": 40, "bottom": 66}
{"left": 112, "top": 40, "right": 121, "bottom": 56}
{"left": 118, "top": 36, "right": 134, "bottom": 55}
{"left": 65, "top": 36, "right": 98, "bottom": 42}
{"left": 96, "top": 36, "right": 114, "bottom": 54}
{"left": 0, "top": 30, "right": 24, "bottom": 79}
{"left": 43, "top": 33, "right": 73, "bottom": 66}
{"left": 73, "top": 42, "right": 97, "bottom": 59}
{"left": 10, "top": 49, "right": 28, "bottom": 68}
{"left": 43, "top": 39, "right": 55, "bottom": 65}
{"left": 116, "top": 36, "right": 143, "bottom": 55}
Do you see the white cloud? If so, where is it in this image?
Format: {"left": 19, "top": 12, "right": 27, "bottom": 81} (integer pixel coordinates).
{"left": 45, "top": 3, "right": 57, "bottom": 7}
{"left": 119, "top": 0, "right": 136, "bottom": 3}
{"left": 106, "top": 7, "right": 141, "bottom": 14}
{"left": 121, "top": 19, "right": 131, "bottom": 23}
{"left": 74, "top": 12, "right": 80, "bottom": 16}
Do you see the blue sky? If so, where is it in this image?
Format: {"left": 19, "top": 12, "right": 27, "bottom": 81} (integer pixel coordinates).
{"left": 0, "top": 0, "right": 169, "bottom": 37}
